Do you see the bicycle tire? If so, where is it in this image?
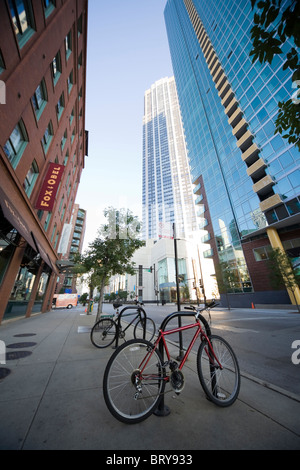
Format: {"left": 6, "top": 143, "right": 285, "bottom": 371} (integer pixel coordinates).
{"left": 197, "top": 335, "right": 240, "bottom": 407}
{"left": 90, "top": 318, "right": 117, "bottom": 348}
{"left": 133, "top": 317, "right": 156, "bottom": 342}
{"left": 103, "top": 339, "right": 165, "bottom": 424}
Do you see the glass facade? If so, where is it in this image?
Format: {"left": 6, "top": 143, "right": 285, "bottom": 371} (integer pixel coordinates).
{"left": 142, "top": 77, "right": 197, "bottom": 240}
{"left": 164, "top": 0, "right": 300, "bottom": 294}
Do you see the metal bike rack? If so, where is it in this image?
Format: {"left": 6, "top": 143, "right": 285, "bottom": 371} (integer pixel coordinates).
{"left": 154, "top": 310, "right": 212, "bottom": 418}
{"left": 114, "top": 305, "right": 148, "bottom": 349}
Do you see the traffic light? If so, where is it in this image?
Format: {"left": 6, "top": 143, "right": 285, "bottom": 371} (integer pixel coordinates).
{"left": 148, "top": 267, "right": 153, "bottom": 273}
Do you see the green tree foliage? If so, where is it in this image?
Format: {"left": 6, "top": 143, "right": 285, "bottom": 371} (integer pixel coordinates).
{"left": 78, "top": 292, "right": 88, "bottom": 305}
{"left": 268, "top": 247, "right": 300, "bottom": 311}
{"left": 74, "top": 207, "right": 144, "bottom": 320}
{"left": 250, "top": 0, "right": 300, "bottom": 150}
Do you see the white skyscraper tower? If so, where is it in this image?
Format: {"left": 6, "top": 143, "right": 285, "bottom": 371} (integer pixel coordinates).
{"left": 142, "top": 77, "right": 197, "bottom": 240}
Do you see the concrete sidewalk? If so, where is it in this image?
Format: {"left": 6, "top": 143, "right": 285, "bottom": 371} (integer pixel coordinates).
{"left": 0, "top": 306, "right": 299, "bottom": 450}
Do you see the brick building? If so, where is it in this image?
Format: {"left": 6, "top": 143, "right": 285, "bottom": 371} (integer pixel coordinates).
{"left": 56, "top": 204, "right": 86, "bottom": 294}
{"left": 0, "top": 0, "right": 88, "bottom": 323}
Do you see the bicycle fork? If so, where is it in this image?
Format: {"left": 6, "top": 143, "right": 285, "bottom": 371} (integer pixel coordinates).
{"left": 204, "top": 340, "right": 223, "bottom": 398}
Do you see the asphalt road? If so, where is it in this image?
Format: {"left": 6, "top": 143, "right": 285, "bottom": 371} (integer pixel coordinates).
{"left": 100, "top": 302, "right": 300, "bottom": 396}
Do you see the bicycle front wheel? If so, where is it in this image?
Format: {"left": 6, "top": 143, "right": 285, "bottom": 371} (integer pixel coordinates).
{"left": 133, "top": 317, "right": 156, "bottom": 342}
{"left": 103, "top": 339, "right": 165, "bottom": 424}
{"left": 197, "top": 335, "right": 240, "bottom": 407}
{"left": 90, "top": 318, "right": 116, "bottom": 348}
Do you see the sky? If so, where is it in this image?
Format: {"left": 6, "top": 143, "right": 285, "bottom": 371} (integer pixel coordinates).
{"left": 75, "top": 0, "right": 174, "bottom": 251}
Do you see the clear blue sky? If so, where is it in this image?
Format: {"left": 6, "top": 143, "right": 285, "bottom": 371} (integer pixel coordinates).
{"left": 75, "top": 0, "right": 173, "bottom": 250}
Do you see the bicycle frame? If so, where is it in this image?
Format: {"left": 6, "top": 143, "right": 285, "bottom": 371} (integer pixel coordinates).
{"left": 138, "top": 311, "right": 222, "bottom": 382}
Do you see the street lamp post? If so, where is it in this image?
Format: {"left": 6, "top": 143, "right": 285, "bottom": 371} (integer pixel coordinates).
{"left": 173, "top": 223, "right": 184, "bottom": 360}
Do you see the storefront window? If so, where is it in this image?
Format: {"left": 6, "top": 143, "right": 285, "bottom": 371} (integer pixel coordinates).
{"left": 3, "top": 245, "right": 40, "bottom": 320}
{"left": 32, "top": 271, "right": 50, "bottom": 312}
{"left": 0, "top": 228, "right": 18, "bottom": 286}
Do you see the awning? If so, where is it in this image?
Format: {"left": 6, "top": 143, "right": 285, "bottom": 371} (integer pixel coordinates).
{"left": 31, "top": 231, "right": 58, "bottom": 274}
{"left": 0, "top": 186, "right": 58, "bottom": 274}
{"left": 0, "top": 186, "right": 37, "bottom": 253}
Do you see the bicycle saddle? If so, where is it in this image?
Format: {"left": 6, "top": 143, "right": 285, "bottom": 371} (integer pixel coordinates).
{"left": 113, "top": 302, "right": 123, "bottom": 309}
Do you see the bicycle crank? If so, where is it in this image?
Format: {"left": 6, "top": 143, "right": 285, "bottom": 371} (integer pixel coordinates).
{"left": 170, "top": 369, "right": 185, "bottom": 394}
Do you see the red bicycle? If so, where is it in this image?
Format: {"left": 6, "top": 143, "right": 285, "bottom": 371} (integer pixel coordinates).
{"left": 103, "top": 302, "right": 241, "bottom": 424}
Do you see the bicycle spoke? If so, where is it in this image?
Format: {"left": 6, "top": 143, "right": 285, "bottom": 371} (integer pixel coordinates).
{"left": 103, "top": 339, "right": 165, "bottom": 423}
{"left": 197, "top": 335, "right": 240, "bottom": 407}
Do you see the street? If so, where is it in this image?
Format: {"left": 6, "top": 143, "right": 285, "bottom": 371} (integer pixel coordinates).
{"left": 101, "top": 302, "right": 300, "bottom": 396}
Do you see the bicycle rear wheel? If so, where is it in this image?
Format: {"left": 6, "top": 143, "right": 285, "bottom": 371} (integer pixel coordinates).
{"left": 197, "top": 335, "right": 240, "bottom": 407}
{"left": 90, "top": 318, "right": 116, "bottom": 348}
{"left": 133, "top": 317, "right": 156, "bottom": 342}
{"left": 103, "top": 339, "right": 165, "bottom": 424}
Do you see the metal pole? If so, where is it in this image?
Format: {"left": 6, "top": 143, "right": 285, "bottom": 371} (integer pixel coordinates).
{"left": 173, "top": 223, "right": 184, "bottom": 360}
{"left": 197, "top": 245, "right": 207, "bottom": 305}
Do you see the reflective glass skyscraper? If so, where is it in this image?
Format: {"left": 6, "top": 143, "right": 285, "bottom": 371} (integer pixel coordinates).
{"left": 164, "top": 0, "right": 300, "bottom": 306}
{"left": 142, "top": 77, "right": 197, "bottom": 240}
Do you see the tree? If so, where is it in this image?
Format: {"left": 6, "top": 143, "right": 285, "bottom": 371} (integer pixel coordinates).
{"left": 250, "top": 0, "right": 300, "bottom": 150}
{"left": 268, "top": 247, "right": 300, "bottom": 311}
{"left": 74, "top": 207, "right": 144, "bottom": 321}
{"left": 78, "top": 292, "right": 88, "bottom": 305}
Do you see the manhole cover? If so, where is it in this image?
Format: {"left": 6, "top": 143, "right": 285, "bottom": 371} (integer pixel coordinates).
{"left": 0, "top": 368, "right": 11, "bottom": 379}
{"left": 6, "top": 351, "right": 32, "bottom": 360}
{"left": 14, "top": 333, "right": 36, "bottom": 337}
{"left": 6, "top": 342, "right": 36, "bottom": 348}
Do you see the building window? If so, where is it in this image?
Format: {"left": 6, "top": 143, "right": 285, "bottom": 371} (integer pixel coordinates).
{"left": 69, "top": 106, "right": 75, "bottom": 126}
{"left": 32, "top": 79, "right": 47, "bottom": 120}
{"left": 42, "top": 121, "right": 53, "bottom": 154}
{"left": 78, "top": 51, "right": 82, "bottom": 69}
{"left": 51, "top": 223, "right": 57, "bottom": 243}
{"left": 23, "top": 159, "right": 39, "bottom": 196}
{"left": 4, "top": 120, "right": 28, "bottom": 168}
{"left": 0, "top": 50, "right": 5, "bottom": 74}
{"left": 43, "top": 0, "right": 55, "bottom": 18}
{"left": 66, "top": 172, "right": 70, "bottom": 187}
{"left": 51, "top": 51, "right": 61, "bottom": 86}
{"left": 56, "top": 92, "right": 65, "bottom": 120}
{"left": 54, "top": 231, "right": 59, "bottom": 249}
{"left": 63, "top": 150, "right": 69, "bottom": 166}
{"left": 58, "top": 195, "right": 64, "bottom": 213}
{"left": 77, "top": 14, "right": 82, "bottom": 36}
{"left": 61, "top": 129, "right": 67, "bottom": 151}
{"left": 67, "top": 70, "right": 74, "bottom": 93}
{"left": 8, "top": 0, "right": 35, "bottom": 48}
{"left": 44, "top": 211, "right": 52, "bottom": 231}
{"left": 65, "top": 29, "right": 72, "bottom": 60}
{"left": 71, "top": 127, "right": 76, "bottom": 144}
{"left": 61, "top": 205, "right": 66, "bottom": 221}
{"left": 253, "top": 246, "right": 273, "bottom": 261}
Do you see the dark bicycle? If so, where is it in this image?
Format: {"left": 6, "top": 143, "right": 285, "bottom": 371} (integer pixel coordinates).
{"left": 90, "top": 301, "right": 156, "bottom": 349}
